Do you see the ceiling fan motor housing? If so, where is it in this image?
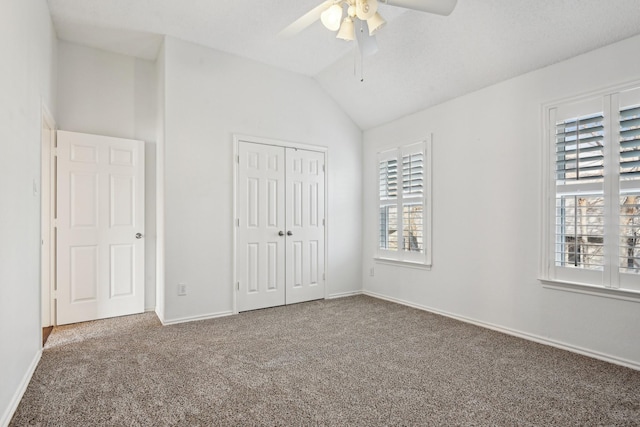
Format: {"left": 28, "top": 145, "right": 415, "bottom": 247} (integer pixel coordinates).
{"left": 356, "top": 0, "right": 378, "bottom": 20}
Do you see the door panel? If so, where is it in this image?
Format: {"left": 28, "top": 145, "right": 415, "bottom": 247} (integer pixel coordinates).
{"left": 70, "top": 245, "right": 98, "bottom": 302}
{"left": 56, "top": 131, "right": 145, "bottom": 325}
{"left": 237, "top": 142, "right": 286, "bottom": 311}
{"left": 285, "top": 148, "right": 325, "bottom": 304}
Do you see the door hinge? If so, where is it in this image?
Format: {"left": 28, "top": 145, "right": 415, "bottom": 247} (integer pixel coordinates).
{"left": 322, "top": 218, "right": 325, "bottom": 226}
{"left": 52, "top": 147, "right": 58, "bottom": 156}
{"left": 322, "top": 164, "right": 325, "bottom": 172}
{"left": 236, "top": 218, "right": 240, "bottom": 227}
{"left": 322, "top": 273, "right": 326, "bottom": 281}
{"left": 236, "top": 282, "right": 240, "bottom": 291}
{"left": 236, "top": 155, "right": 240, "bottom": 164}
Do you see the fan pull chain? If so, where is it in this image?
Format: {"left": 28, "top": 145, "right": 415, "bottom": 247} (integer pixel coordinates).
{"left": 353, "top": 45, "right": 357, "bottom": 78}
{"left": 361, "top": 45, "right": 364, "bottom": 82}
{"left": 359, "top": 21, "right": 365, "bottom": 82}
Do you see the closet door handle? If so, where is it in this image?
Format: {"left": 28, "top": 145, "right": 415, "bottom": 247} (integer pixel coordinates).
{"left": 278, "top": 231, "right": 285, "bottom": 236}
{"left": 287, "top": 231, "right": 293, "bottom": 236}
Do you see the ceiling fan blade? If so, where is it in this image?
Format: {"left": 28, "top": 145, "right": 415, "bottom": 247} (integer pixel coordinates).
{"left": 355, "top": 21, "right": 378, "bottom": 57}
{"left": 380, "top": 0, "right": 458, "bottom": 16}
{"left": 279, "top": 0, "right": 334, "bottom": 38}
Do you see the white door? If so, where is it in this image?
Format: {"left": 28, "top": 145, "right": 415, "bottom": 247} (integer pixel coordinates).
{"left": 236, "top": 141, "right": 325, "bottom": 312}
{"left": 56, "top": 131, "right": 145, "bottom": 325}
{"left": 285, "top": 148, "right": 326, "bottom": 304}
{"left": 236, "top": 142, "right": 286, "bottom": 312}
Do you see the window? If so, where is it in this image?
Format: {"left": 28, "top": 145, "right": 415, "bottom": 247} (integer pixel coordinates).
{"left": 543, "top": 86, "right": 640, "bottom": 292}
{"left": 378, "top": 139, "right": 432, "bottom": 266}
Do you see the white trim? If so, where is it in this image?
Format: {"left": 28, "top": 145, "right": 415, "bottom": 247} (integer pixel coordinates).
{"left": 40, "top": 102, "right": 56, "bottom": 329}
{"left": 232, "top": 134, "right": 329, "bottom": 313}
{"left": 160, "top": 310, "right": 234, "bottom": 326}
{"left": 323, "top": 154, "right": 329, "bottom": 301}
{"left": 363, "top": 290, "right": 640, "bottom": 371}
{"left": 1, "top": 350, "right": 41, "bottom": 427}
{"left": 540, "top": 279, "right": 640, "bottom": 303}
{"left": 542, "top": 79, "right": 640, "bottom": 115}
{"left": 374, "top": 257, "right": 431, "bottom": 270}
{"left": 155, "top": 308, "right": 166, "bottom": 325}
{"left": 327, "top": 290, "right": 363, "bottom": 299}
{"left": 232, "top": 137, "right": 238, "bottom": 315}
{"left": 234, "top": 134, "right": 328, "bottom": 153}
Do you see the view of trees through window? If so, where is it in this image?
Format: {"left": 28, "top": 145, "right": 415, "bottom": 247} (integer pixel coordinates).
{"left": 555, "top": 195, "right": 604, "bottom": 270}
{"left": 620, "top": 194, "right": 640, "bottom": 273}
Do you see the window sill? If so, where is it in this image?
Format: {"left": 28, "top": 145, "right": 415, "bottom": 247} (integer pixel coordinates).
{"left": 539, "top": 279, "right": 640, "bottom": 303}
{"left": 374, "top": 257, "right": 432, "bottom": 270}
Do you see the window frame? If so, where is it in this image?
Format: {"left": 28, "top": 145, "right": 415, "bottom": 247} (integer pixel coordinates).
{"left": 376, "top": 137, "right": 432, "bottom": 268}
{"left": 541, "top": 83, "right": 640, "bottom": 296}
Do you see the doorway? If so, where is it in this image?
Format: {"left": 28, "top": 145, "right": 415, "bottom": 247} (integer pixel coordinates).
{"left": 235, "top": 137, "right": 327, "bottom": 312}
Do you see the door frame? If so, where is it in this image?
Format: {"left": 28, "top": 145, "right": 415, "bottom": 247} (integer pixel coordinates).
{"left": 41, "top": 104, "right": 56, "bottom": 328}
{"left": 232, "top": 134, "right": 329, "bottom": 314}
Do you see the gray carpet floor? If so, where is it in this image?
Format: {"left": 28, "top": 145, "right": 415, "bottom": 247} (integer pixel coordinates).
{"left": 10, "top": 295, "right": 640, "bottom": 426}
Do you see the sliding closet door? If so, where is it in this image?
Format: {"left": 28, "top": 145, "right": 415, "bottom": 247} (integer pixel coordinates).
{"left": 285, "top": 148, "right": 325, "bottom": 304}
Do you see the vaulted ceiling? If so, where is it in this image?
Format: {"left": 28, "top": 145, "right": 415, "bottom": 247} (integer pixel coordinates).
{"left": 47, "top": 0, "right": 640, "bottom": 129}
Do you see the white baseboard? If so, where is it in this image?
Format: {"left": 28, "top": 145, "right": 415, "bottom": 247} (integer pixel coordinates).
{"left": 327, "top": 290, "right": 363, "bottom": 299}
{"left": 161, "top": 310, "right": 234, "bottom": 326}
{"left": 1, "top": 350, "right": 41, "bottom": 427}
{"left": 363, "top": 290, "right": 640, "bottom": 372}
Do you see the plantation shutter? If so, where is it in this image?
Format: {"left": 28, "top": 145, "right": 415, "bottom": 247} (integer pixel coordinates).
{"left": 402, "top": 152, "right": 423, "bottom": 195}
{"left": 377, "top": 141, "right": 429, "bottom": 263}
{"left": 619, "top": 101, "right": 640, "bottom": 276}
{"left": 548, "top": 89, "right": 640, "bottom": 291}
{"left": 555, "top": 113, "right": 605, "bottom": 183}
{"left": 619, "top": 105, "right": 640, "bottom": 179}
{"left": 379, "top": 157, "right": 398, "bottom": 199}
{"left": 379, "top": 150, "right": 399, "bottom": 252}
{"left": 551, "top": 105, "right": 606, "bottom": 277}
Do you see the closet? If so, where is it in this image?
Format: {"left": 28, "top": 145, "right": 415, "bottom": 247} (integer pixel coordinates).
{"left": 236, "top": 139, "right": 326, "bottom": 311}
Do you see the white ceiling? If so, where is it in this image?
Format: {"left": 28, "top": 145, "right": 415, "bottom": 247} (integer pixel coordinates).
{"left": 47, "top": 0, "right": 640, "bottom": 130}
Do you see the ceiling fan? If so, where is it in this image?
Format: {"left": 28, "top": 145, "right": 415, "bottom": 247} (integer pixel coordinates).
{"left": 280, "top": 0, "right": 458, "bottom": 55}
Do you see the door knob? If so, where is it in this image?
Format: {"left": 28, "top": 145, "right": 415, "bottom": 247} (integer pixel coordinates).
{"left": 287, "top": 231, "right": 293, "bottom": 236}
{"left": 278, "top": 231, "right": 284, "bottom": 236}
{"left": 135, "top": 233, "right": 143, "bottom": 239}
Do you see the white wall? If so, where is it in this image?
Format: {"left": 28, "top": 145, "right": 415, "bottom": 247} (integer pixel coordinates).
{"left": 160, "top": 37, "right": 363, "bottom": 323}
{"left": 0, "top": 1, "right": 57, "bottom": 425}
{"left": 362, "top": 35, "right": 640, "bottom": 367}
{"left": 56, "top": 42, "right": 157, "bottom": 310}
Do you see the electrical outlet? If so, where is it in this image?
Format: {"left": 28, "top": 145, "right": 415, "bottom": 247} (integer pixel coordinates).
{"left": 369, "top": 267, "right": 375, "bottom": 277}
{"left": 178, "top": 283, "right": 187, "bottom": 296}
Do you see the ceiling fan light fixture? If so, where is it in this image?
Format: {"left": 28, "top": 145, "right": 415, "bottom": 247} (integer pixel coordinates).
{"left": 367, "top": 12, "right": 386, "bottom": 35}
{"left": 356, "top": 0, "right": 378, "bottom": 20}
{"left": 321, "top": 4, "right": 344, "bottom": 31}
{"left": 336, "top": 17, "right": 355, "bottom": 41}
